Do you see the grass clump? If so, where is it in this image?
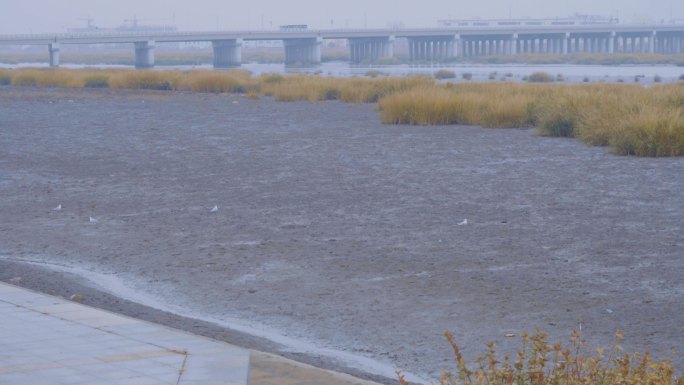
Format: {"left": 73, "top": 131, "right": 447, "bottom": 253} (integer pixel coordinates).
{"left": 0, "top": 70, "right": 11, "bottom": 86}
{"left": 261, "top": 75, "right": 432, "bottom": 103}
{"left": 398, "top": 329, "right": 682, "bottom": 385}
{"left": 379, "top": 82, "right": 684, "bottom": 156}
{"left": 83, "top": 74, "right": 109, "bottom": 88}
{"left": 378, "top": 83, "right": 537, "bottom": 128}
{"left": 9, "top": 69, "right": 84, "bottom": 87}
{"left": 610, "top": 107, "right": 684, "bottom": 156}
{"left": 434, "top": 70, "right": 456, "bottom": 80}
{"left": 178, "top": 70, "right": 252, "bottom": 93}
{"left": 365, "top": 69, "right": 384, "bottom": 78}
{"left": 527, "top": 71, "right": 554, "bottom": 83}
{"left": 110, "top": 70, "right": 179, "bottom": 90}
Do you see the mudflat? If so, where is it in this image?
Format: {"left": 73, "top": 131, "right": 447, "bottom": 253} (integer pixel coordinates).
{"left": 1, "top": 86, "right": 683, "bottom": 382}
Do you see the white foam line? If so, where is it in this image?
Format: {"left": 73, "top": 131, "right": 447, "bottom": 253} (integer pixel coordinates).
{"left": 1, "top": 256, "right": 430, "bottom": 384}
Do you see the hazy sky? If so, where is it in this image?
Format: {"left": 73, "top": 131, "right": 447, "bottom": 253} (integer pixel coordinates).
{"left": 1, "top": 0, "right": 682, "bottom": 33}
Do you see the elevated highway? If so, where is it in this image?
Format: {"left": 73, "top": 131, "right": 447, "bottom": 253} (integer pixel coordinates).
{"left": 1, "top": 24, "right": 683, "bottom": 68}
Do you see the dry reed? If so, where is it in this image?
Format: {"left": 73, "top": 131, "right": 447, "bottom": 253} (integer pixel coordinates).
{"left": 398, "top": 329, "right": 682, "bottom": 385}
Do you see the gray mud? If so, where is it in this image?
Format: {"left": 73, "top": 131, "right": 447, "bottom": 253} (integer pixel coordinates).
{"left": 1, "top": 86, "right": 683, "bottom": 381}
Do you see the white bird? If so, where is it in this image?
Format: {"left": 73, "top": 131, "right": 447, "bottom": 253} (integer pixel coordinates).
{"left": 210, "top": 205, "right": 219, "bottom": 213}
{"left": 89, "top": 217, "right": 98, "bottom": 223}
{"left": 458, "top": 219, "right": 468, "bottom": 226}
{"left": 53, "top": 204, "right": 62, "bottom": 211}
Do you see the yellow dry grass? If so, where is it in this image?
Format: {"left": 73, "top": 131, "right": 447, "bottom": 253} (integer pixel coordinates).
{"left": 1, "top": 68, "right": 682, "bottom": 156}
{"left": 398, "top": 329, "right": 683, "bottom": 385}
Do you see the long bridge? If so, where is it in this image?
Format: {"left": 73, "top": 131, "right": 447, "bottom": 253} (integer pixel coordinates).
{"left": 1, "top": 24, "right": 683, "bottom": 68}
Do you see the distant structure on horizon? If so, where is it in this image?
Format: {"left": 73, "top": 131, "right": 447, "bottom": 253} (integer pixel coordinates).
{"left": 66, "top": 17, "right": 177, "bottom": 34}
{"left": 438, "top": 14, "right": 619, "bottom": 28}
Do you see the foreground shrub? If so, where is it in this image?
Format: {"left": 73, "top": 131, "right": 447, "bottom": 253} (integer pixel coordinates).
{"left": 398, "top": 329, "right": 682, "bottom": 385}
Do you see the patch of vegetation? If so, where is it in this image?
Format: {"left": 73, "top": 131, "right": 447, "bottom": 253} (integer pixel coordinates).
{"left": 434, "top": 70, "right": 456, "bottom": 80}
{"left": 527, "top": 72, "right": 554, "bottom": 83}
{"left": 397, "top": 329, "right": 682, "bottom": 385}
{"left": 178, "top": 70, "right": 252, "bottom": 93}
{"left": 83, "top": 75, "right": 109, "bottom": 88}
{"left": 365, "top": 69, "right": 384, "bottom": 78}
{"left": 462, "top": 72, "right": 473, "bottom": 80}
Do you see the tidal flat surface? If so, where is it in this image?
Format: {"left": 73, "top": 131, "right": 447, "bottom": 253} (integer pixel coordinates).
{"left": 1, "top": 87, "right": 683, "bottom": 382}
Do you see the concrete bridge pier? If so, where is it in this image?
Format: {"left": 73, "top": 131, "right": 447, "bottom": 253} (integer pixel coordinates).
{"left": 48, "top": 43, "right": 60, "bottom": 67}
{"left": 408, "top": 35, "right": 456, "bottom": 61}
{"left": 348, "top": 36, "right": 394, "bottom": 64}
{"left": 608, "top": 32, "right": 616, "bottom": 54}
{"left": 408, "top": 36, "right": 458, "bottom": 61}
{"left": 212, "top": 39, "right": 242, "bottom": 68}
{"left": 509, "top": 34, "right": 518, "bottom": 55}
{"left": 284, "top": 37, "right": 322, "bottom": 66}
{"left": 134, "top": 40, "right": 155, "bottom": 69}
{"left": 562, "top": 33, "right": 570, "bottom": 54}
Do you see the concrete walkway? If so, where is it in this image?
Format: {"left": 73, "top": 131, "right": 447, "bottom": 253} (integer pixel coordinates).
{"left": 0, "top": 281, "right": 250, "bottom": 385}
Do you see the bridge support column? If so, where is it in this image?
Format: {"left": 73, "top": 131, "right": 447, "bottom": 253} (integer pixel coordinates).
{"left": 452, "top": 35, "right": 461, "bottom": 58}
{"left": 212, "top": 39, "right": 242, "bottom": 68}
{"left": 649, "top": 31, "right": 656, "bottom": 54}
{"left": 134, "top": 40, "right": 155, "bottom": 69}
{"left": 509, "top": 34, "right": 518, "bottom": 55}
{"left": 284, "top": 37, "right": 322, "bottom": 66}
{"left": 48, "top": 43, "right": 60, "bottom": 67}
{"left": 562, "top": 34, "right": 569, "bottom": 55}
{"left": 407, "top": 36, "right": 458, "bottom": 62}
{"left": 608, "top": 33, "right": 615, "bottom": 54}
{"left": 348, "top": 36, "right": 394, "bottom": 64}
